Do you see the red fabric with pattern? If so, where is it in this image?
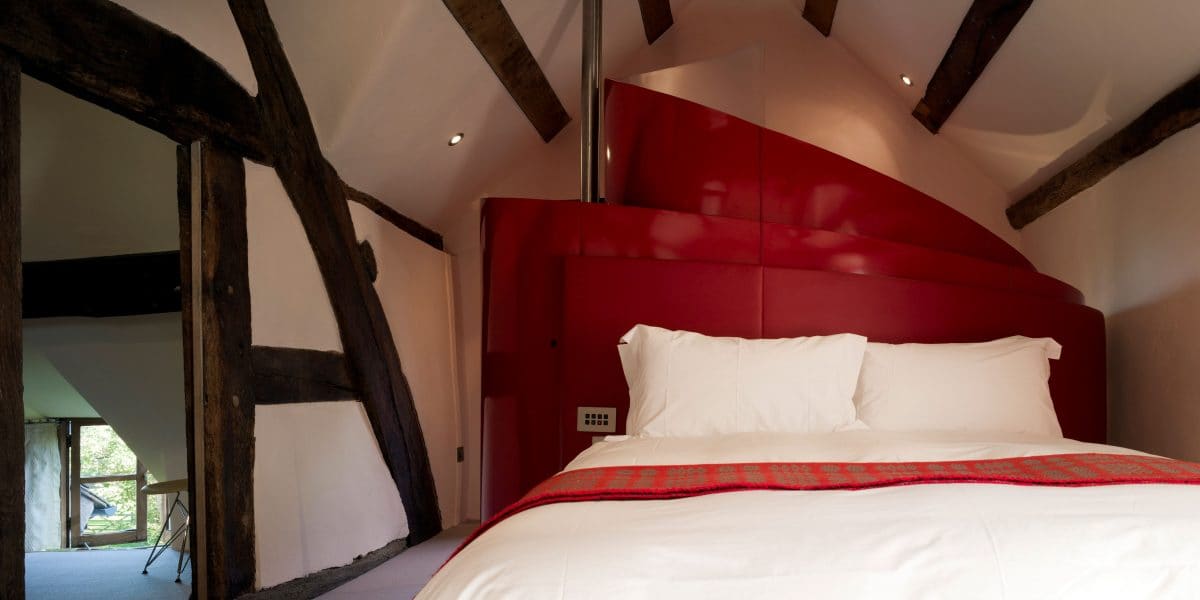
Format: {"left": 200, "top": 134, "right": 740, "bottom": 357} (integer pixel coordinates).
{"left": 449, "top": 453, "right": 1200, "bottom": 565}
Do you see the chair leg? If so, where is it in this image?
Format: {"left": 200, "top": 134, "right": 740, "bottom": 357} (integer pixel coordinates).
{"left": 142, "top": 492, "right": 178, "bottom": 575}
{"left": 175, "top": 521, "right": 190, "bottom": 584}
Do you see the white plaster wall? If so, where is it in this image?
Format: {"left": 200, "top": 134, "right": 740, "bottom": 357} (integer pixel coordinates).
{"left": 349, "top": 204, "right": 463, "bottom": 528}
{"left": 253, "top": 402, "right": 408, "bottom": 589}
{"left": 23, "top": 314, "right": 187, "bottom": 481}
{"left": 24, "top": 423, "right": 61, "bottom": 552}
{"left": 1021, "top": 124, "right": 1200, "bottom": 461}
{"left": 245, "top": 160, "right": 342, "bottom": 352}
{"left": 445, "top": 0, "right": 1020, "bottom": 519}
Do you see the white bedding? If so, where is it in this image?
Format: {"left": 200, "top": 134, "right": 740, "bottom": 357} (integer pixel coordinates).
{"left": 419, "top": 431, "right": 1200, "bottom": 599}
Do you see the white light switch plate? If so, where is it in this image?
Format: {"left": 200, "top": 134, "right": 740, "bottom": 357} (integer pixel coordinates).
{"left": 577, "top": 406, "right": 616, "bottom": 433}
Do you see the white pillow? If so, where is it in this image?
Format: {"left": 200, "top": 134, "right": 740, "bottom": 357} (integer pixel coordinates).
{"left": 618, "top": 325, "right": 868, "bottom": 437}
{"left": 853, "top": 336, "right": 1063, "bottom": 436}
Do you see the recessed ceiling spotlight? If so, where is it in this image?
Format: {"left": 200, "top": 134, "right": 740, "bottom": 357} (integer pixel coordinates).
{"left": 900, "top": 74, "right": 913, "bottom": 86}
{"left": 448, "top": 133, "right": 464, "bottom": 146}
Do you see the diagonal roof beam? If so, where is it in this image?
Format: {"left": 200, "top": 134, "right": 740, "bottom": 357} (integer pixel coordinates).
{"left": 802, "top": 0, "right": 838, "bottom": 37}
{"left": 913, "top": 0, "right": 1032, "bottom": 134}
{"left": 442, "top": 0, "right": 570, "bottom": 142}
{"left": 637, "top": 0, "right": 674, "bottom": 43}
{"left": 1007, "top": 71, "right": 1200, "bottom": 229}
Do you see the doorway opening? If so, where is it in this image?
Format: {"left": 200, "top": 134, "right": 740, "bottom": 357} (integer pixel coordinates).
{"left": 19, "top": 75, "right": 192, "bottom": 600}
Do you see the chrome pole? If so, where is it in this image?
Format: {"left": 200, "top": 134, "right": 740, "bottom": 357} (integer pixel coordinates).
{"left": 580, "top": 0, "right": 601, "bottom": 203}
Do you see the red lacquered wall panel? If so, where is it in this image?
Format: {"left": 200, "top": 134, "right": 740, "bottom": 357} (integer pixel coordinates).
{"left": 481, "top": 198, "right": 580, "bottom": 514}
{"left": 762, "top": 268, "right": 1106, "bottom": 443}
{"left": 762, "top": 224, "right": 1082, "bottom": 304}
{"left": 481, "top": 82, "right": 1104, "bottom": 518}
{"left": 759, "top": 129, "right": 1032, "bottom": 270}
{"left": 581, "top": 203, "right": 761, "bottom": 264}
{"left": 605, "top": 81, "right": 761, "bottom": 220}
{"left": 604, "top": 80, "right": 1032, "bottom": 270}
{"left": 561, "top": 257, "right": 764, "bottom": 463}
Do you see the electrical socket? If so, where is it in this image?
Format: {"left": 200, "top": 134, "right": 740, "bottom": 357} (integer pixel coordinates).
{"left": 577, "top": 406, "right": 616, "bottom": 433}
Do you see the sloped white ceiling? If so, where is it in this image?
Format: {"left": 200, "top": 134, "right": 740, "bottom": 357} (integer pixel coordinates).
{"left": 78, "top": 1, "right": 1200, "bottom": 231}
{"left": 831, "top": 0, "right": 1200, "bottom": 201}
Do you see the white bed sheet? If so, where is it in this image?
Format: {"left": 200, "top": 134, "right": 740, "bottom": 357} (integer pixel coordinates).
{"left": 420, "top": 431, "right": 1200, "bottom": 599}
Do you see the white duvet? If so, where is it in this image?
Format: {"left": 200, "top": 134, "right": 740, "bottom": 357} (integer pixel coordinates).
{"left": 419, "top": 431, "right": 1200, "bottom": 599}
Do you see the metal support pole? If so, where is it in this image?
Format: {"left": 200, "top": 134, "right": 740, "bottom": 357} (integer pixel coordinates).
{"left": 580, "top": 0, "right": 602, "bottom": 203}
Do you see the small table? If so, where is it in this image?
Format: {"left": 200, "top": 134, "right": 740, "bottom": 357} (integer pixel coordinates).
{"left": 140, "top": 479, "right": 190, "bottom": 583}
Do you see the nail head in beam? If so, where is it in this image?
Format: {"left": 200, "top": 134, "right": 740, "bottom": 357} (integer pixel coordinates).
{"left": 442, "top": 0, "right": 570, "bottom": 142}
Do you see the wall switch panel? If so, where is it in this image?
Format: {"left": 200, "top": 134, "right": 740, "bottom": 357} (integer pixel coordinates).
{"left": 577, "top": 406, "right": 616, "bottom": 433}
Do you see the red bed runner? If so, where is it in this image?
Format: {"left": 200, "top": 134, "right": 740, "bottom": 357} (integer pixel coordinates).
{"left": 450, "top": 453, "right": 1200, "bottom": 562}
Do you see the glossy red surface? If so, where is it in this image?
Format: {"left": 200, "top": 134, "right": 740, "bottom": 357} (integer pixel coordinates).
{"left": 481, "top": 82, "right": 1102, "bottom": 518}
{"left": 763, "top": 224, "right": 1082, "bottom": 303}
{"left": 605, "top": 81, "right": 1032, "bottom": 270}
{"left": 604, "top": 81, "right": 760, "bottom": 221}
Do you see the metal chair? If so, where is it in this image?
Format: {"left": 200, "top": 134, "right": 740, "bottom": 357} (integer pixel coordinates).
{"left": 140, "top": 479, "right": 190, "bottom": 583}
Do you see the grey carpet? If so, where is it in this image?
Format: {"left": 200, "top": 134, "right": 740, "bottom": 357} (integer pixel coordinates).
{"left": 26, "top": 547, "right": 191, "bottom": 600}
{"left": 319, "top": 522, "right": 476, "bottom": 600}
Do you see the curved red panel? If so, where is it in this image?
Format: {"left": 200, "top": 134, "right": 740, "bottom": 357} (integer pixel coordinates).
{"left": 761, "top": 268, "right": 1105, "bottom": 444}
{"left": 605, "top": 81, "right": 760, "bottom": 220}
{"left": 760, "top": 130, "right": 1032, "bottom": 270}
{"left": 581, "top": 203, "right": 760, "bottom": 264}
{"left": 604, "top": 80, "right": 1031, "bottom": 270}
{"left": 763, "top": 224, "right": 1081, "bottom": 303}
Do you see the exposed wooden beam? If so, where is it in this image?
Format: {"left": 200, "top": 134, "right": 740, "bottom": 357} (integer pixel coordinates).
{"left": 21, "top": 251, "right": 181, "bottom": 319}
{"left": 802, "top": 0, "right": 838, "bottom": 37}
{"left": 228, "top": 0, "right": 442, "bottom": 544}
{"left": 912, "top": 0, "right": 1032, "bottom": 133}
{"left": 0, "top": 0, "right": 269, "bottom": 163}
{"left": 183, "top": 141, "right": 258, "bottom": 598}
{"left": 1007, "top": 72, "right": 1200, "bottom": 229}
{"left": 250, "top": 346, "right": 359, "bottom": 404}
{"left": 0, "top": 53, "right": 24, "bottom": 600}
{"left": 637, "top": 0, "right": 674, "bottom": 43}
{"left": 344, "top": 184, "right": 444, "bottom": 251}
{"left": 240, "top": 538, "right": 407, "bottom": 600}
{"left": 442, "top": 0, "right": 571, "bottom": 142}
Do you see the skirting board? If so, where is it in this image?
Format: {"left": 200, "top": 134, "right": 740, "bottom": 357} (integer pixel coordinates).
{"left": 240, "top": 538, "right": 408, "bottom": 600}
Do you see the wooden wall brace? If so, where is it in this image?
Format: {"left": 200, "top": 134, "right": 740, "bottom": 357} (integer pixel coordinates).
{"left": 250, "top": 346, "right": 360, "bottom": 404}
{"left": 228, "top": 0, "right": 442, "bottom": 544}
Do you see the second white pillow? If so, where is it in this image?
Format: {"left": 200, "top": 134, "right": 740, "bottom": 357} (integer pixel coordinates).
{"left": 618, "top": 325, "right": 868, "bottom": 437}
{"left": 853, "top": 336, "right": 1064, "bottom": 437}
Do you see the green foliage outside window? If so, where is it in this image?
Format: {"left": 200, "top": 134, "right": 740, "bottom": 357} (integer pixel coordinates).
{"left": 79, "top": 425, "right": 164, "bottom": 543}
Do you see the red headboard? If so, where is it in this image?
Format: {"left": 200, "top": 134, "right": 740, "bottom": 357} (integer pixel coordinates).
{"left": 480, "top": 82, "right": 1105, "bottom": 518}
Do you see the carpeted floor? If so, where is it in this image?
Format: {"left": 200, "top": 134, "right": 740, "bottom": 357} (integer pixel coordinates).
{"left": 319, "top": 522, "right": 476, "bottom": 600}
{"left": 26, "top": 547, "right": 191, "bottom": 600}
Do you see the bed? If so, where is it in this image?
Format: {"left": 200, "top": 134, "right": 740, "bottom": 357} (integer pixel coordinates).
{"left": 455, "top": 82, "right": 1198, "bottom": 598}
{"left": 423, "top": 430, "right": 1200, "bottom": 598}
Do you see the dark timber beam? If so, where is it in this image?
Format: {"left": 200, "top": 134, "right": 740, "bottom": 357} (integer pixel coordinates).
{"left": 637, "top": 0, "right": 674, "bottom": 43}
{"left": 0, "top": 0, "right": 269, "bottom": 163}
{"left": 0, "top": 53, "right": 24, "bottom": 600}
{"left": 183, "top": 141, "right": 257, "bottom": 598}
{"left": 21, "top": 251, "right": 181, "bottom": 319}
{"left": 802, "top": 0, "right": 838, "bottom": 37}
{"left": 250, "top": 346, "right": 360, "bottom": 404}
{"left": 1007, "top": 72, "right": 1200, "bottom": 229}
{"left": 228, "top": 0, "right": 442, "bottom": 544}
{"left": 344, "top": 184, "right": 444, "bottom": 251}
{"left": 912, "top": 0, "right": 1032, "bottom": 133}
{"left": 442, "top": 0, "right": 570, "bottom": 142}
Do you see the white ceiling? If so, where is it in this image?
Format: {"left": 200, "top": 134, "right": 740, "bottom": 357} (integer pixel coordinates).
{"left": 56, "top": 0, "right": 1200, "bottom": 236}
{"left": 831, "top": 0, "right": 1200, "bottom": 200}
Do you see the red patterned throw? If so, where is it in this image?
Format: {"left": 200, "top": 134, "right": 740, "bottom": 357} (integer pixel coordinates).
{"left": 448, "top": 453, "right": 1200, "bottom": 563}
